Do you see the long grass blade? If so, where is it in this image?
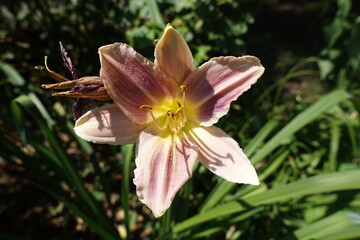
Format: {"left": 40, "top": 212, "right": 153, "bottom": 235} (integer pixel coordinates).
{"left": 329, "top": 120, "right": 341, "bottom": 171}
{"left": 121, "top": 144, "right": 134, "bottom": 237}
{"left": 13, "top": 94, "right": 119, "bottom": 239}
{"left": 284, "top": 211, "right": 360, "bottom": 240}
{"left": 252, "top": 89, "right": 351, "bottom": 164}
{"left": 199, "top": 89, "right": 350, "bottom": 213}
{"left": 173, "top": 168, "right": 360, "bottom": 233}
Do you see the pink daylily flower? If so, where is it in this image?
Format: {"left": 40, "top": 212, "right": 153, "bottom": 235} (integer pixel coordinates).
{"left": 74, "top": 25, "right": 265, "bottom": 217}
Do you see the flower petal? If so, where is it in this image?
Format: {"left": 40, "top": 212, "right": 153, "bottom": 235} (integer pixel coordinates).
{"left": 74, "top": 104, "right": 145, "bottom": 144}
{"left": 185, "top": 56, "right": 264, "bottom": 126}
{"left": 99, "top": 43, "right": 177, "bottom": 125}
{"left": 186, "top": 123, "right": 259, "bottom": 185}
{"left": 154, "top": 25, "right": 194, "bottom": 84}
{"left": 133, "top": 127, "right": 198, "bottom": 217}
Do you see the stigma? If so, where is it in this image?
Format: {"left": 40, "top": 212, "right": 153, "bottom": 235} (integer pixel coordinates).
{"left": 140, "top": 85, "right": 187, "bottom": 133}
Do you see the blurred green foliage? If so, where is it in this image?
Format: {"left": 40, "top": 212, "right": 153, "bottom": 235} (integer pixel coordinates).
{"left": 1, "top": 0, "right": 360, "bottom": 239}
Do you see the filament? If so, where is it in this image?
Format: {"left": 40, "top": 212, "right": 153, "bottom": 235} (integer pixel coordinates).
{"left": 140, "top": 105, "right": 167, "bottom": 130}
{"left": 139, "top": 85, "right": 188, "bottom": 133}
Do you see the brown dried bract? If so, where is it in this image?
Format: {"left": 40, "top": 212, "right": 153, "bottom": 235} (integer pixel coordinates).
{"left": 35, "top": 56, "right": 111, "bottom": 101}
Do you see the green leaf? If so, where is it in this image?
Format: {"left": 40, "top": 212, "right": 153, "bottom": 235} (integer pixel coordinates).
{"left": 328, "top": 120, "right": 341, "bottom": 171}
{"left": 284, "top": 211, "right": 360, "bottom": 240}
{"left": 52, "top": 102, "right": 94, "bottom": 155}
{"left": 121, "top": 144, "right": 135, "bottom": 237}
{"left": 252, "top": 89, "right": 351, "bottom": 165}
{"left": 173, "top": 168, "right": 360, "bottom": 233}
{"left": 317, "top": 59, "right": 334, "bottom": 80}
{"left": 146, "top": 0, "right": 165, "bottom": 26}
{"left": 199, "top": 89, "right": 350, "bottom": 214}
{"left": 0, "top": 62, "right": 25, "bottom": 86}
{"left": 245, "top": 119, "right": 279, "bottom": 158}
{"left": 12, "top": 94, "right": 120, "bottom": 239}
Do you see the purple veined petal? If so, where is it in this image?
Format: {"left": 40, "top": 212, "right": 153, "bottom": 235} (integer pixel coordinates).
{"left": 184, "top": 56, "right": 264, "bottom": 126}
{"left": 186, "top": 122, "right": 259, "bottom": 185}
{"left": 133, "top": 127, "right": 198, "bottom": 217}
{"left": 74, "top": 104, "right": 146, "bottom": 144}
{"left": 59, "top": 42, "right": 98, "bottom": 121}
{"left": 154, "top": 25, "right": 195, "bottom": 84}
{"left": 99, "top": 43, "right": 177, "bottom": 125}
{"left": 59, "top": 41, "right": 83, "bottom": 79}
{"left": 69, "top": 84, "right": 101, "bottom": 93}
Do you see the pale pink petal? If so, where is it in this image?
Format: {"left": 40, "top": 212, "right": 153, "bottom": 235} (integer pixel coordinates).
{"left": 99, "top": 43, "right": 177, "bottom": 125}
{"left": 186, "top": 123, "right": 259, "bottom": 185}
{"left": 74, "top": 104, "right": 146, "bottom": 144}
{"left": 154, "top": 25, "right": 194, "bottom": 84}
{"left": 133, "top": 127, "right": 198, "bottom": 217}
{"left": 184, "top": 56, "right": 264, "bottom": 126}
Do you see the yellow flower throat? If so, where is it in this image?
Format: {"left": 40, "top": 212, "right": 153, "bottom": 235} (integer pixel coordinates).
{"left": 140, "top": 85, "right": 188, "bottom": 133}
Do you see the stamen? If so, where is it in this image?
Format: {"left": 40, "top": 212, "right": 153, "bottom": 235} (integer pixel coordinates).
{"left": 139, "top": 105, "right": 152, "bottom": 110}
{"left": 174, "top": 106, "right": 183, "bottom": 115}
{"left": 44, "top": 56, "right": 50, "bottom": 71}
{"left": 172, "top": 112, "right": 183, "bottom": 132}
{"left": 177, "top": 112, "right": 184, "bottom": 128}
{"left": 139, "top": 85, "right": 189, "bottom": 134}
{"left": 173, "top": 115, "right": 180, "bottom": 132}
{"left": 140, "top": 105, "right": 167, "bottom": 130}
{"left": 180, "top": 85, "right": 187, "bottom": 92}
{"left": 167, "top": 111, "right": 176, "bottom": 132}
{"left": 35, "top": 56, "right": 70, "bottom": 83}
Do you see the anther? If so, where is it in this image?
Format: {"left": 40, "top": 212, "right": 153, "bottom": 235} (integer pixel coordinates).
{"left": 140, "top": 104, "right": 167, "bottom": 130}
{"left": 167, "top": 111, "right": 176, "bottom": 132}
{"left": 35, "top": 56, "right": 70, "bottom": 83}
{"left": 180, "top": 85, "right": 187, "bottom": 92}
{"left": 174, "top": 106, "right": 183, "bottom": 115}
{"left": 167, "top": 110, "right": 174, "bottom": 116}
{"left": 139, "top": 104, "right": 152, "bottom": 110}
